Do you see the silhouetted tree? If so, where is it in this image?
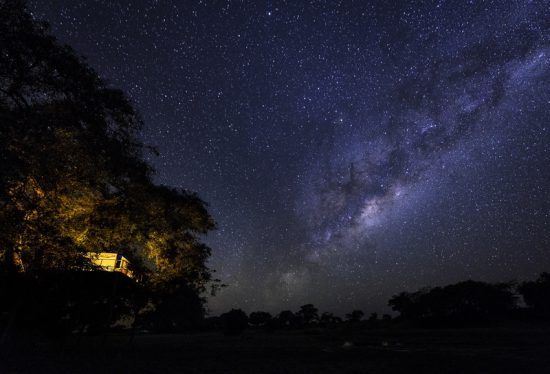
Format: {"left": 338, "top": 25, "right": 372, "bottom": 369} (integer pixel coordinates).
{"left": 320, "top": 312, "right": 338, "bottom": 325}
{"left": 296, "top": 304, "right": 319, "bottom": 325}
{"left": 277, "top": 310, "right": 297, "bottom": 328}
{"left": 140, "top": 280, "right": 205, "bottom": 332}
{"left": 388, "top": 291, "right": 424, "bottom": 321}
{"left": 518, "top": 272, "right": 550, "bottom": 315}
{"left": 249, "top": 311, "right": 272, "bottom": 327}
{"left": 220, "top": 309, "right": 248, "bottom": 336}
{"left": 346, "top": 309, "right": 364, "bottom": 322}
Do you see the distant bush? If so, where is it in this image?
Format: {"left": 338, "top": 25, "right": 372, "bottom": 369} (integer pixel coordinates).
{"left": 277, "top": 310, "right": 299, "bottom": 328}
{"left": 345, "top": 310, "right": 364, "bottom": 323}
{"left": 220, "top": 309, "right": 248, "bottom": 336}
{"left": 320, "top": 312, "right": 342, "bottom": 326}
{"left": 296, "top": 304, "right": 319, "bottom": 326}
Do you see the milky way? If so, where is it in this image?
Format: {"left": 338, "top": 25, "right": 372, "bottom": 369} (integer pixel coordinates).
{"left": 30, "top": 1, "right": 550, "bottom": 315}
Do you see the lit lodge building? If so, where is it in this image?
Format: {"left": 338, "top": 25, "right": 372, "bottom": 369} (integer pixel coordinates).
{"left": 86, "top": 252, "right": 134, "bottom": 279}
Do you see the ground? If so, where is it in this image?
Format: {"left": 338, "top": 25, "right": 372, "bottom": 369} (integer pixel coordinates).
{"left": 2, "top": 328, "right": 550, "bottom": 373}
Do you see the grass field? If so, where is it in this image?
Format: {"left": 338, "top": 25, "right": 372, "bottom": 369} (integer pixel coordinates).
{"left": 3, "top": 328, "right": 550, "bottom": 373}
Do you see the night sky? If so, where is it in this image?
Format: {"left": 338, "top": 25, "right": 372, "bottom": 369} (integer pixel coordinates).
{"left": 29, "top": 1, "right": 550, "bottom": 316}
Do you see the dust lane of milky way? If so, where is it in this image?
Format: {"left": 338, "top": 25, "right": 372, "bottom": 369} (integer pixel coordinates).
{"left": 29, "top": 0, "right": 550, "bottom": 315}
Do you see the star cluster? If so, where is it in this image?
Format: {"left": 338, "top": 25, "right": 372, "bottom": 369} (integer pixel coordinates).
{"left": 30, "top": 0, "right": 550, "bottom": 315}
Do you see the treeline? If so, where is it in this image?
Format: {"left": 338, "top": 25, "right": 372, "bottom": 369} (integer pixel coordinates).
{"left": 211, "top": 305, "right": 393, "bottom": 336}
{"left": 213, "top": 273, "right": 550, "bottom": 335}
{"left": 0, "top": 1, "right": 217, "bottom": 338}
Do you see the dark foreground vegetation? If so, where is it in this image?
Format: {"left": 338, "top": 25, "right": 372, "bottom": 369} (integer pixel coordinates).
{"left": 2, "top": 273, "right": 550, "bottom": 373}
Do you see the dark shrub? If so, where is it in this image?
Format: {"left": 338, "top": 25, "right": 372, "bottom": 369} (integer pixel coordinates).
{"left": 221, "top": 309, "right": 248, "bottom": 336}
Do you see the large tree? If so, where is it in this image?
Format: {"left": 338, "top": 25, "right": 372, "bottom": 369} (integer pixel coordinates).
{"left": 0, "top": 0, "right": 217, "bottom": 332}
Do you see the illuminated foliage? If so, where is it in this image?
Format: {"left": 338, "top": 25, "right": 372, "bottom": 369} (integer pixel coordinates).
{"left": 0, "top": 0, "right": 218, "bottom": 327}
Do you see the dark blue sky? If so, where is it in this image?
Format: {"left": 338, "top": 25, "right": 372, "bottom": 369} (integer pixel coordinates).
{"left": 30, "top": 0, "right": 550, "bottom": 315}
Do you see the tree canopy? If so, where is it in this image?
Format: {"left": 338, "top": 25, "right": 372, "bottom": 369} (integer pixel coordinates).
{"left": 0, "top": 0, "right": 218, "bottom": 332}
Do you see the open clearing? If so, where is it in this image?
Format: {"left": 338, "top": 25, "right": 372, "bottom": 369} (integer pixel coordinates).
{"left": 3, "top": 328, "right": 550, "bottom": 373}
